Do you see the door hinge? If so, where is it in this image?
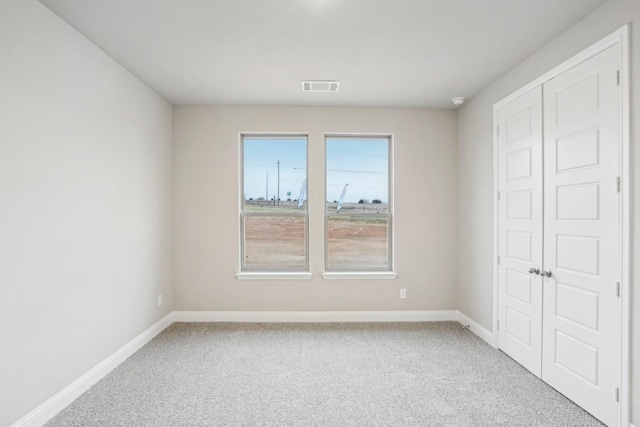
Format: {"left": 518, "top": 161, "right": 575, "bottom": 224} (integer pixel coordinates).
{"left": 497, "top": 320, "right": 500, "bottom": 330}
{"left": 616, "top": 282, "right": 620, "bottom": 297}
{"left": 497, "top": 191, "right": 501, "bottom": 201}
{"left": 497, "top": 126, "right": 500, "bottom": 137}
{"left": 497, "top": 255, "right": 501, "bottom": 265}
{"left": 615, "top": 387, "right": 619, "bottom": 402}
{"left": 616, "top": 70, "right": 620, "bottom": 86}
{"left": 616, "top": 177, "right": 621, "bottom": 193}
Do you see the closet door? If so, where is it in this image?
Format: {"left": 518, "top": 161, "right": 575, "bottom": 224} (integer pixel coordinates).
{"left": 542, "top": 45, "right": 620, "bottom": 426}
{"left": 497, "top": 87, "right": 543, "bottom": 377}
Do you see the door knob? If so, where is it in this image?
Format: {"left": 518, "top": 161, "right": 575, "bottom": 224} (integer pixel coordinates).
{"left": 528, "top": 267, "right": 540, "bottom": 275}
{"left": 541, "top": 269, "right": 552, "bottom": 278}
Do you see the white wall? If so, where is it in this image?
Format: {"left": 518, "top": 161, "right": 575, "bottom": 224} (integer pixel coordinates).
{"left": 456, "top": 0, "right": 640, "bottom": 422}
{"left": 0, "top": 1, "right": 173, "bottom": 425}
{"left": 173, "top": 106, "right": 457, "bottom": 312}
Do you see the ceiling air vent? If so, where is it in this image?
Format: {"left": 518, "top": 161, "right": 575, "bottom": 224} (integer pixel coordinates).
{"left": 301, "top": 80, "right": 340, "bottom": 92}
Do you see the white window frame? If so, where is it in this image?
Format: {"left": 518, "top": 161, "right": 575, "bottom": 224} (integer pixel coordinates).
{"left": 236, "top": 133, "right": 311, "bottom": 280}
{"left": 323, "top": 134, "right": 396, "bottom": 279}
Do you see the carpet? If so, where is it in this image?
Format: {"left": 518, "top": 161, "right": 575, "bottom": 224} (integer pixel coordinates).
{"left": 46, "top": 322, "right": 603, "bottom": 426}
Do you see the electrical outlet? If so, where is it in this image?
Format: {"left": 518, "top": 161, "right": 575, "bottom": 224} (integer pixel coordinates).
{"left": 157, "top": 294, "right": 163, "bottom": 307}
{"left": 400, "top": 289, "right": 407, "bottom": 299}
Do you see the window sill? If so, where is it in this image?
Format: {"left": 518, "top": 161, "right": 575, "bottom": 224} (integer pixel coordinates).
{"left": 236, "top": 272, "right": 313, "bottom": 281}
{"left": 322, "top": 272, "right": 398, "bottom": 280}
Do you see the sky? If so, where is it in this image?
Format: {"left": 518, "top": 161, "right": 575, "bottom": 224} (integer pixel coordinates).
{"left": 326, "top": 138, "right": 388, "bottom": 203}
{"left": 244, "top": 138, "right": 307, "bottom": 201}
{"left": 243, "top": 137, "right": 388, "bottom": 203}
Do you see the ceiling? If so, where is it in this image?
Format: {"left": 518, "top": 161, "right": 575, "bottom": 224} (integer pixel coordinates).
{"left": 39, "top": 0, "right": 606, "bottom": 108}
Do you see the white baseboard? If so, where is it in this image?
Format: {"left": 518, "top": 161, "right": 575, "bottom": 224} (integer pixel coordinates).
{"left": 11, "top": 313, "right": 174, "bottom": 427}
{"left": 173, "top": 310, "right": 459, "bottom": 323}
{"left": 456, "top": 311, "right": 497, "bottom": 348}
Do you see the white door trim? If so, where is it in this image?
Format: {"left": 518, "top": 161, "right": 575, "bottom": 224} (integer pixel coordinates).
{"left": 492, "top": 24, "right": 630, "bottom": 426}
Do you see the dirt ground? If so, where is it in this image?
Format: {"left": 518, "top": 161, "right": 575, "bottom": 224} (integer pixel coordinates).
{"left": 243, "top": 215, "right": 388, "bottom": 270}
{"left": 244, "top": 216, "right": 306, "bottom": 269}
{"left": 326, "top": 218, "right": 388, "bottom": 269}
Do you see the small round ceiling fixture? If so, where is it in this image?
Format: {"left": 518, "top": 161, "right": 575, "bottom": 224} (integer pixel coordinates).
{"left": 452, "top": 97, "right": 466, "bottom": 106}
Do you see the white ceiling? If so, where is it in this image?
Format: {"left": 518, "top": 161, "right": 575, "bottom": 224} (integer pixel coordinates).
{"left": 39, "top": 0, "right": 606, "bottom": 108}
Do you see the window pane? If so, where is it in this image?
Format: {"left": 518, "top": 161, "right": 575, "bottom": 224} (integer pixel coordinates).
{"left": 243, "top": 216, "right": 306, "bottom": 270}
{"left": 244, "top": 137, "right": 307, "bottom": 212}
{"left": 325, "top": 136, "right": 392, "bottom": 272}
{"left": 241, "top": 136, "right": 308, "bottom": 272}
{"left": 326, "top": 138, "right": 388, "bottom": 213}
{"left": 327, "top": 216, "right": 389, "bottom": 270}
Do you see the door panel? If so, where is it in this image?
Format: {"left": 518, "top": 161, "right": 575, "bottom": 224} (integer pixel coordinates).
{"left": 506, "top": 148, "right": 533, "bottom": 180}
{"left": 556, "top": 129, "right": 600, "bottom": 172}
{"left": 497, "top": 86, "right": 543, "bottom": 378}
{"left": 542, "top": 45, "right": 620, "bottom": 426}
{"left": 506, "top": 190, "right": 531, "bottom": 219}
{"left": 506, "top": 269, "right": 532, "bottom": 303}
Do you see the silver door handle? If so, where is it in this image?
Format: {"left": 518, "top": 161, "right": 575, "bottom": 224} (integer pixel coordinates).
{"left": 528, "top": 267, "right": 540, "bottom": 275}
{"left": 541, "top": 269, "right": 552, "bottom": 278}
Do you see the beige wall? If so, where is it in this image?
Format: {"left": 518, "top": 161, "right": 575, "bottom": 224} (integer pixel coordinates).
{"left": 456, "top": 0, "right": 640, "bottom": 422}
{"left": 0, "top": 1, "right": 173, "bottom": 425}
{"left": 173, "top": 106, "right": 457, "bottom": 311}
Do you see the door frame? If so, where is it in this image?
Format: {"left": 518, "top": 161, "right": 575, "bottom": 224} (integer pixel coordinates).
{"left": 492, "top": 25, "right": 630, "bottom": 426}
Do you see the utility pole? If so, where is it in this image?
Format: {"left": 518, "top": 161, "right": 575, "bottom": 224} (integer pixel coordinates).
{"left": 266, "top": 171, "right": 268, "bottom": 202}
{"left": 277, "top": 160, "right": 280, "bottom": 206}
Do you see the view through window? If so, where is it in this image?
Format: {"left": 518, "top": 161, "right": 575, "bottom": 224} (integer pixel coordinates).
{"left": 325, "top": 136, "right": 392, "bottom": 271}
{"left": 241, "top": 135, "right": 308, "bottom": 271}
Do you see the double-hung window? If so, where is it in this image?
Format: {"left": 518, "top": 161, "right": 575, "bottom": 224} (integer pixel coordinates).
{"left": 325, "top": 135, "right": 393, "bottom": 271}
{"left": 240, "top": 135, "right": 308, "bottom": 272}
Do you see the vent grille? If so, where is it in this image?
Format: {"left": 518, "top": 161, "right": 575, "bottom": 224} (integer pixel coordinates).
{"left": 301, "top": 81, "right": 340, "bottom": 92}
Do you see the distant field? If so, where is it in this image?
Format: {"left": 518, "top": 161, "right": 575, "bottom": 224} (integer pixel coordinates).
{"left": 327, "top": 217, "right": 387, "bottom": 269}
{"left": 244, "top": 200, "right": 389, "bottom": 213}
{"left": 243, "top": 216, "right": 306, "bottom": 269}
{"left": 243, "top": 203, "right": 388, "bottom": 270}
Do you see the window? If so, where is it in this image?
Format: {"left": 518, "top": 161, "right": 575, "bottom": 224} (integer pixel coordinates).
{"left": 325, "top": 136, "right": 392, "bottom": 271}
{"left": 240, "top": 135, "right": 308, "bottom": 272}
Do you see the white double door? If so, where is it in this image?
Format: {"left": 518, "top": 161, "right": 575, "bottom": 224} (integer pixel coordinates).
{"left": 497, "top": 46, "right": 620, "bottom": 426}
